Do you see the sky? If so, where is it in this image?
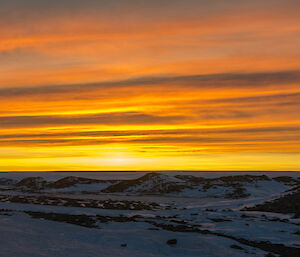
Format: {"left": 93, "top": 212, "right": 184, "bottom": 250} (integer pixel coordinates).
{"left": 0, "top": 0, "right": 300, "bottom": 171}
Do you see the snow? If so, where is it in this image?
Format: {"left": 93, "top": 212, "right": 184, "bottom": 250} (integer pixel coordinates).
{"left": 0, "top": 171, "right": 299, "bottom": 257}
{"left": 0, "top": 212, "right": 267, "bottom": 257}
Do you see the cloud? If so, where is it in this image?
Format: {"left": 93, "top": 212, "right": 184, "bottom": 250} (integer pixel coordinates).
{"left": 205, "top": 92, "right": 300, "bottom": 107}
{"left": 0, "top": 112, "right": 187, "bottom": 128}
{"left": 0, "top": 133, "right": 298, "bottom": 148}
{"left": 1, "top": 125, "right": 299, "bottom": 139}
{"left": 0, "top": 125, "right": 299, "bottom": 149}
{"left": 0, "top": 70, "right": 299, "bottom": 99}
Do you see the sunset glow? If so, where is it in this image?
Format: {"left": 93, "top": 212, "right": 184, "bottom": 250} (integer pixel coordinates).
{"left": 0, "top": 0, "right": 300, "bottom": 171}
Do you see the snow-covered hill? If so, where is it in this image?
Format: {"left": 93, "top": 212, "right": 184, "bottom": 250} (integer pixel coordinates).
{"left": 2, "top": 172, "right": 299, "bottom": 199}
{"left": 0, "top": 172, "right": 299, "bottom": 257}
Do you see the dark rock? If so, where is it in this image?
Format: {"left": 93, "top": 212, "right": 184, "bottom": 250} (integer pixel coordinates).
{"left": 204, "top": 208, "right": 217, "bottom": 212}
{"left": 273, "top": 176, "right": 299, "bottom": 185}
{"left": 217, "top": 175, "right": 270, "bottom": 183}
{"left": 102, "top": 172, "right": 188, "bottom": 194}
{"left": 0, "top": 178, "right": 17, "bottom": 186}
{"left": 176, "top": 174, "right": 268, "bottom": 198}
{"left": 230, "top": 244, "right": 244, "bottom": 250}
{"left": 25, "top": 211, "right": 98, "bottom": 228}
{"left": 174, "top": 175, "right": 206, "bottom": 185}
{"left": 47, "top": 176, "right": 114, "bottom": 189}
{"left": 243, "top": 191, "right": 300, "bottom": 217}
{"left": 14, "top": 176, "right": 118, "bottom": 191}
{"left": 16, "top": 177, "right": 48, "bottom": 190}
{"left": 265, "top": 253, "right": 276, "bottom": 257}
{"left": 0, "top": 193, "right": 162, "bottom": 211}
{"left": 170, "top": 219, "right": 187, "bottom": 224}
{"left": 210, "top": 218, "right": 232, "bottom": 222}
{"left": 166, "top": 239, "right": 177, "bottom": 245}
{"left": 225, "top": 187, "right": 250, "bottom": 199}
{"left": 240, "top": 214, "right": 252, "bottom": 218}
{"left": 175, "top": 174, "right": 270, "bottom": 184}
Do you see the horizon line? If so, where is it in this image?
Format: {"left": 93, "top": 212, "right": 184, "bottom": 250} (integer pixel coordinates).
{"left": 0, "top": 170, "right": 299, "bottom": 173}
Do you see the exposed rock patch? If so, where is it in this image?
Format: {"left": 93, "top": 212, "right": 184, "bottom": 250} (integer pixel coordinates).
{"left": 47, "top": 176, "right": 116, "bottom": 189}
{"left": 0, "top": 178, "right": 17, "bottom": 186}
{"left": 243, "top": 191, "right": 300, "bottom": 217}
{"left": 102, "top": 172, "right": 188, "bottom": 194}
{"left": 26, "top": 211, "right": 98, "bottom": 228}
{"left": 166, "top": 239, "right": 177, "bottom": 245}
{"left": 0, "top": 193, "right": 162, "bottom": 210}
{"left": 16, "top": 177, "right": 48, "bottom": 190}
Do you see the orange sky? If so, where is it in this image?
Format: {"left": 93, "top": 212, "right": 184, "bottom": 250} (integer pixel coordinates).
{"left": 0, "top": 0, "right": 299, "bottom": 171}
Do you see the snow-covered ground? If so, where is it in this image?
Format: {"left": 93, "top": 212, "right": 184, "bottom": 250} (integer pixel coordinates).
{"left": 0, "top": 171, "right": 299, "bottom": 257}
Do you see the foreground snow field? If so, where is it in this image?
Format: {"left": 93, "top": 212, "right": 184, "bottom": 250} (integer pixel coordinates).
{"left": 0, "top": 172, "right": 299, "bottom": 257}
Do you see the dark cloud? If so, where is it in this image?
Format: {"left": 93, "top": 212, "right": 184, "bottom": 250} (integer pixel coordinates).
{"left": 0, "top": 0, "right": 248, "bottom": 19}
{"left": 1, "top": 0, "right": 297, "bottom": 18}
{"left": 1, "top": 125, "right": 299, "bottom": 139}
{"left": 0, "top": 112, "right": 187, "bottom": 128}
{"left": 1, "top": 70, "right": 299, "bottom": 99}
{"left": 208, "top": 92, "right": 300, "bottom": 105}
{"left": 1, "top": 0, "right": 298, "bottom": 40}
{"left": 0, "top": 134, "right": 299, "bottom": 147}
{"left": 0, "top": 125, "right": 299, "bottom": 148}
{"left": 199, "top": 110, "right": 253, "bottom": 120}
